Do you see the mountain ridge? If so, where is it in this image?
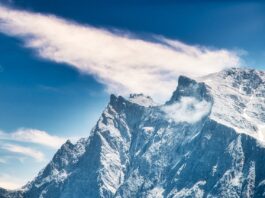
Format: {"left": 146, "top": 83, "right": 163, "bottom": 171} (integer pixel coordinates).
{"left": 1, "top": 67, "right": 265, "bottom": 198}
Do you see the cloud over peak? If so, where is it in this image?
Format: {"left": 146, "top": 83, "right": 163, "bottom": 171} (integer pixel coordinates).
{"left": 0, "top": 5, "right": 242, "bottom": 102}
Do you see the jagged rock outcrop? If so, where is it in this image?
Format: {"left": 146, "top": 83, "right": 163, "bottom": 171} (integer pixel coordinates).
{"left": 1, "top": 68, "right": 265, "bottom": 198}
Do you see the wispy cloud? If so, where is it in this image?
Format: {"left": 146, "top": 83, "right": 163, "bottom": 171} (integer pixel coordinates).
{"left": 0, "top": 5, "right": 242, "bottom": 102}
{"left": 162, "top": 97, "right": 211, "bottom": 123}
{"left": 0, "top": 128, "right": 72, "bottom": 189}
{"left": 0, "top": 128, "right": 67, "bottom": 149}
{"left": 0, "top": 173, "right": 24, "bottom": 190}
{"left": 1, "top": 144, "right": 45, "bottom": 162}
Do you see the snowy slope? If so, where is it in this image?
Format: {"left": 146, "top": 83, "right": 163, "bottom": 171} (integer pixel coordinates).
{"left": 128, "top": 94, "right": 157, "bottom": 107}
{"left": 199, "top": 68, "right": 265, "bottom": 144}
{"left": 1, "top": 67, "right": 265, "bottom": 198}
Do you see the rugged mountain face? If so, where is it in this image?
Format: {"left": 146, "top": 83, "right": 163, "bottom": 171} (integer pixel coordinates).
{"left": 2, "top": 68, "right": 265, "bottom": 198}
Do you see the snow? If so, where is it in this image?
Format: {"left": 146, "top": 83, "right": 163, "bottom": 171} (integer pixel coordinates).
{"left": 212, "top": 164, "right": 218, "bottom": 176}
{"left": 142, "top": 127, "right": 154, "bottom": 133}
{"left": 199, "top": 68, "right": 265, "bottom": 143}
{"left": 176, "top": 163, "right": 186, "bottom": 175}
{"left": 169, "top": 181, "right": 206, "bottom": 198}
{"left": 146, "top": 187, "right": 164, "bottom": 198}
{"left": 128, "top": 93, "right": 157, "bottom": 107}
{"left": 2, "top": 67, "right": 265, "bottom": 198}
{"left": 242, "top": 161, "right": 255, "bottom": 197}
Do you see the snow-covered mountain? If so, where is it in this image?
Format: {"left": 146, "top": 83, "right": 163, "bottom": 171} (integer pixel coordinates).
{"left": 2, "top": 68, "right": 265, "bottom": 198}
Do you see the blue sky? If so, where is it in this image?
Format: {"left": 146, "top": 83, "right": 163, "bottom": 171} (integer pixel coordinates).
{"left": 0, "top": 0, "right": 264, "bottom": 189}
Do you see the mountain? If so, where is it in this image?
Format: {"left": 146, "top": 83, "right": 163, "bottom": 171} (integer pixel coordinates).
{"left": 1, "top": 67, "right": 265, "bottom": 198}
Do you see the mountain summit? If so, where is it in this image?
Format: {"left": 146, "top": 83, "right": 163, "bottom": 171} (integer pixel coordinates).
{"left": 2, "top": 68, "right": 265, "bottom": 198}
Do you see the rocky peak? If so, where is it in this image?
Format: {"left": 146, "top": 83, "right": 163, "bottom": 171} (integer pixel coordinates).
{"left": 2, "top": 68, "right": 265, "bottom": 198}
{"left": 218, "top": 67, "right": 264, "bottom": 95}
{"left": 166, "top": 75, "right": 212, "bottom": 105}
{"left": 128, "top": 93, "right": 157, "bottom": 107}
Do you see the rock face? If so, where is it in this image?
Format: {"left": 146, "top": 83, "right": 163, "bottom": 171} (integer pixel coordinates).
{"left": 2, "top": 68, "right": 265, "bottom": 198}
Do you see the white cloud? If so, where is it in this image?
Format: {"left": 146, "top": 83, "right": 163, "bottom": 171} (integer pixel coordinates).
{"left": 0, "top": 128, "right": 67, "bottom": 149}
{"left": 11, "top": 128, "right": 66, "bottom": 148}
{"left": 1, "top": 144, "right": 45, "bottom": 162}
{"left": 0, "top": 174, "right": 24, "bottom": 190}
{"left": 0, "top": 128, "right": 71, "bottom": 189}
{"left": 162, "top": 97, "right": 211, "bottom": 123}
{"left": 0, "top": 180, "right": 20, "bottom": 190}
{"left": 0, "top": 5, "right": 242, "bottom": 102}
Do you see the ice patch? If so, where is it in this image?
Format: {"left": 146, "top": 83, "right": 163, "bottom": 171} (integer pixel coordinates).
{"left": 169, "top": 180, "right": 206, "bottom": 198}
{"left": 212, "top": 164, "right": 218, "bottom": 176}
{"left": 143, "top": 127, "right": 154, "bottom": 133}
{"left": 146, "top": 187, "right": 164, "bottom": 198}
